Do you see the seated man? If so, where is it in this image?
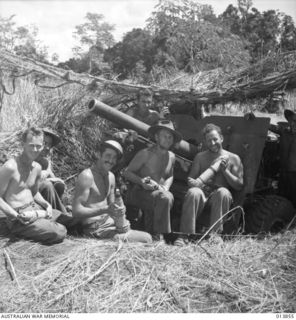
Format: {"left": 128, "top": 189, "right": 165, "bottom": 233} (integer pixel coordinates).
{"left": 123, "top": 120, "right": 182, "bottom": 242}
{"left": 0, "top": 127, "right": 67, "bottom": 244}
{"left": 35, "top": 128, "right": 66, "bottom": 213}
{"left": 175, "top": 123, "right": 243, "bottom": 245}
{"left": 269, "top": 109, "right": 296, "bottom": 207}
{"left": 72, "top": 140, "right": 152, "bottom": 243}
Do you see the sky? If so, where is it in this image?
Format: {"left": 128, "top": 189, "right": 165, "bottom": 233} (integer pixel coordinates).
{"left": 0, "top": 0, "right": 296, "bottom": 62}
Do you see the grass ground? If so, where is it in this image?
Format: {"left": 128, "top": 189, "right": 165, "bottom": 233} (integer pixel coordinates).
{"left": 0, "top": 226, "right": 295, "bottom": 313}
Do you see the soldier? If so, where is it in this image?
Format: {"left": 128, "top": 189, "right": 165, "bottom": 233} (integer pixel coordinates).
{"left": 0, "top": 127, "right": 67, "bottom": 244}
{"left": 112, "top": 89, "right": 161, "bottom": 170}
{"left": 72, "top": 140, "right": 152, "bottom": 243}
{"left": 123, "top": 120, "right": 182, "bottom": 242}
{"left": 127, "top": 88, "right": 160, "bottom": 126}
{"left": 35, "top": 128, "right": 67, "bottom": 213}
{"left": 175, "top": 123, "right": 244, "bottom": 246}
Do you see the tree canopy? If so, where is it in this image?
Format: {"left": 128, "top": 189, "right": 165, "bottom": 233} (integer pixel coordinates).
{"left": 0, "top": 14, "right": 48, "bottom": 62}
{"left": 104, "top": 28, "right": 155, "bottom": 80}
{"left": 2, "top": 0, "right": 295, "bottom": 83}
{"left": 103, "top": 0, "right": 296, "bottom": 81}
{"left": 59, "top": 12, "right": 115, "bottom": 75}
{"left": 73, "top": 12, "right": 115, "bottom": 56}
{"left": 220, "top": 0, "right": 296, "bottom": 60}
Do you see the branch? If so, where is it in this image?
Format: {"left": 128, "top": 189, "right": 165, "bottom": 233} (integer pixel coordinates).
{"left": 196, "top": 206, "right": 245, "bottom": 246}
{"left": 3, "top": 249, "right": 21, "bottom": 289}
{"left": 0, "top": 76, "right": 16, "bottom": 95}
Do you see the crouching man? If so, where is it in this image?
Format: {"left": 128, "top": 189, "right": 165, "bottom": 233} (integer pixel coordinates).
{"left": 123, "top": 120, "right": 182, "bottom": 242}
{"left": 0, "top": 127, "right": 67, "bottom": 244}
{"left": 175, "top": 123, "right": 244, "bottom": 246}
{"left": 72, "top": 140, "right": 152, "bottom": 243}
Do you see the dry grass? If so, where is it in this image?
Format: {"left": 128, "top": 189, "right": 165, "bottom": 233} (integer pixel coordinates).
{"left": 0, "top": 76, "right": 41, "bottom": 131}
{"left": 0, "top": 229, "right": 295, "bottom": 313}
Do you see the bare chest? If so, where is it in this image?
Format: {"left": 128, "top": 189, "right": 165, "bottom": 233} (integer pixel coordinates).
{"left": 141, "top": 153, "right": 172, "bottom": 179}
{"left": 14, "top": 166, "right": 38, "bottom": 190}
{"left": 89, "top": 173, "right": 110, "bottom": 203}
{"left": 4, "top": 166, "right": 38, "bottom": 203}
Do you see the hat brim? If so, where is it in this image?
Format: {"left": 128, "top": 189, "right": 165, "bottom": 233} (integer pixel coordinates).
{"left": 148, "top": 125, "right": 182, "bottom": 143}
{"left": 43, "top": 128, "right": 61, "bottom": 147}
{"left": 284, "top": 109, "right": 295, "bottom": 121}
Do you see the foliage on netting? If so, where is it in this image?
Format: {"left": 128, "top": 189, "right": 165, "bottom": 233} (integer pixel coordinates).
{"left": 153, "top": 50, "right": 296, "bottom": 93}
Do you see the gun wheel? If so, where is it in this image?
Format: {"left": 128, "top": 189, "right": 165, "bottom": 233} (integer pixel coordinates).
{"left": 244, "top": 195, "right": 296, "bottom": 234}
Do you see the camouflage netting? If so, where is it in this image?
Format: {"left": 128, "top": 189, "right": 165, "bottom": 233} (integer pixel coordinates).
{"left": 1, "top": 49, "right": 296, "bottom": 107}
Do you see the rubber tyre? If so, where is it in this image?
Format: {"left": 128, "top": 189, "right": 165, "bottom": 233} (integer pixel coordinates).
{"left": 244, "top": 195, "right": 296, "bottom": 234}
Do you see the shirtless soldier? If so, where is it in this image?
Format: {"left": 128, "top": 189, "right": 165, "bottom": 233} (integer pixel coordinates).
{"left": 123, "top": 120, "right": 182, "bottom": 242}
{"left": 113, "top": 88, "right": 161, "bottom": 163}
{"left": 127, "top": 88, "right": 160, "bottom": 126}
{"left": 0, "top": 127, "right": 67, "bottom": 244}
{"left": 175, "top": 123, "right": 243, "bottom": 246}
{"left": 72, "top": 140, "right": 152, "bottom": 243}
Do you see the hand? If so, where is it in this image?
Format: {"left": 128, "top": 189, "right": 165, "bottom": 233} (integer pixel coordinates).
{"left": 108, "top": 203, "right": 126, "bottom": 218}
{"left": 188, "top": 177, "right": 204, "bottom": 188}
{"left": 45, "top": 204, "right": 53, "bottom": 219}
{"left": 47, "top": 177, "right": 64, "bottom": 184}
{"left": 18, "top": 210, "right": 38, "bottom": 224}
{"left": 218, "top": 156, "right": 229, "bottom": 172}
{"left": 126, "top": 130, "right": 138, "bottom": 143}
{"left": 141, "top": 177, "right": 159, "bottom": 191}
{"left": 41, "top": 171, "right": 50, "bottom": 180}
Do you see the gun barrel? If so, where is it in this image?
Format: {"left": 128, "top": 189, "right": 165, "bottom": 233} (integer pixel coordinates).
{"left": 88, "top": 99, "right": 198, "bottom": 160}
{"left": 88, "top": 99, "right": 150, "bottom": 137}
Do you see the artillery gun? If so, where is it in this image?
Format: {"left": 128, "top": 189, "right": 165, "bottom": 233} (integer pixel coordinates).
{"left": 88, "top": 99, "right": 296, "bottom": 236}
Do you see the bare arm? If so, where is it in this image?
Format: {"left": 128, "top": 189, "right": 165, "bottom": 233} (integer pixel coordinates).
{"left": 160, "top": 152, "right": 175, "bottom": 191}
{"left": 188, "top": 154, "right": 201, "bottom": 179}
{"left": 161, "top": 175, "right": 173, "bottom": 191}
{"left": 123, "top": 149, "right": 148, "bottom": 187}
{"left": 107, "top": 172, "right": 115, "bottom": 204}
{"left": 72, "top": 169, "right": 110, "bottom": 219}
{"left": 187, "top": 154, "right": 204, "bottom": 188}
{"left": 34, "top": 192, "right": 51, "bottom": 212}
{"left": 0, "top": 161, "right": 19, "bottom": 219}
{"left": 221, "top": 155, "right": 244, "bottom": 191}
